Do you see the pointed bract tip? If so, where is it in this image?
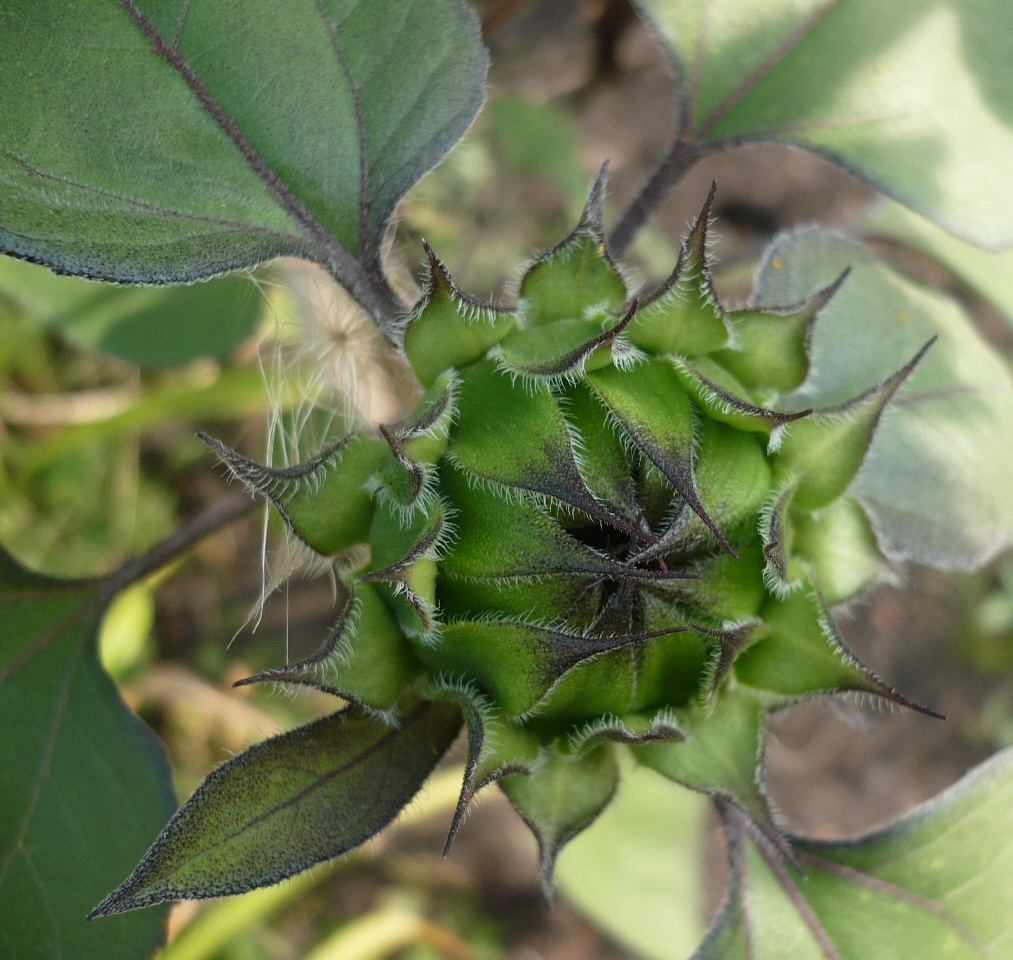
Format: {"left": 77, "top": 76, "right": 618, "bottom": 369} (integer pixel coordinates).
{"left": 704, "top": 179, "right": 719, "bottom": 211}
{"left": 195, "top": 428, "right": 222, "bottom": 452}
{"left": 888, "top": 690, "right": 946, "bottom": 720}
{"left": 443, "top": 786, "right": 472, "bottom": 858}
{"left": 817, "top": 266, "right": 852, "bottom": 305}
{"left": 421, "top": 239, "right": 454, "bottom": 288}
{"left": 876, "top": 335, "right": 937, "bottom": 404}
{"left": 581, "top": 162, "right": 611, "bottom": 232}
{"left": 685, "top": 182, "right": 718, "bottom": 256}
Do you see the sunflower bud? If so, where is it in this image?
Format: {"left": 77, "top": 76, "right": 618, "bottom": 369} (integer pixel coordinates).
{"left": 96, "top": 174, "right": 938, "bottom": 918}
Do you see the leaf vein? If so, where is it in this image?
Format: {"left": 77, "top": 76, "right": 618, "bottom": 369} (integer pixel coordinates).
{"left": 0, "top": 611, "right": 95, "bottom": 889}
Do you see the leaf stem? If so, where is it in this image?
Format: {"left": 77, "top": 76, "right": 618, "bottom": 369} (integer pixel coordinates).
{"left": 744, "top": 819, "right": 842, "bottom": 960}
{"left": 608, "top": 137, "right": 702, "bottom": 255}
{"left": 103, "top": 494, "right": 257, "bottom": 598}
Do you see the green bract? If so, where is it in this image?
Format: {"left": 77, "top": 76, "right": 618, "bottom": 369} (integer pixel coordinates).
{"left": 93, "top": 175, "right": 938, "bottom": 917}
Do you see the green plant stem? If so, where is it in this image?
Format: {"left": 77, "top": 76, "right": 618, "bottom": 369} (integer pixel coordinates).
{"left": 102, "top": 493, "right": 257, "bottom": 599}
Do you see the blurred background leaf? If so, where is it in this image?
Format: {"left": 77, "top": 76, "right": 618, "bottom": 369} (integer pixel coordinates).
{"left": 637, "top": 0, "right": 1013, "bottom": 246}
{"left": 557, "top": 759, "right": 707, "bottom": 960}
{"left": 866, "top": 200, "right": 1013, "bottom": 328}
{"left": 755, "top": 230, "right": 1013, "bottom": 569}
{"left": 0, "top": 259, "right": 266, "bottom": 368}
{"left": 696, "top": 749, "right": 1013, "bottom": 959}
{"left": 0, "top": 549, "right": 176, "bottom": 960}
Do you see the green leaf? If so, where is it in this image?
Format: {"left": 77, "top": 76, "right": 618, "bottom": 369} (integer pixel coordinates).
{"left": 424, "top": 681, "right": 540, "bottom": 854}
{"left": 633, "top": 593, "right": 710, "bottom": 710}
{"left": 671, "top": 354, "right": 812, "bottom": 435}
{"left": 421, "top": 618, "right": 684, "bottom": 719}
{"left": 716, "top": 272, "right": 847, "bottom": 397}
{"left": 436, "top": 465, "right": 635, "bottom": 589}
{"left": 362, "top": 496, "right": 447, "bottom": 639}
{"left": 686, "top": 418, "right": 772, "bottom": 543}
{"left": 633, "top": 689, "right": 778, "bottom": 842}
{"left": 793, "top": 495, "right": 884, "bottom": 606}
{"left": 285, "top": 434, "right": 388, "bottom": 556}
{"left": 759, "top": 481, "right": 803, "bottom": 597}
{"left": 0, "top": 546, "right": 175, "bottom": 960}
{"left": 560, "top": 382, "right": 640, "bottom": 520}
{"left": 772, "top": 339, "right": 931, "bottom": 512}
{"left": 663, "top": 538, "right": 767, "bottom": 624}
{"left": 0, "top": 0, "right": 486, "bottom": 314}
{"left": 91, "top": 699, "right": 463, "bottom": 917}
{"left": 501, "top": 741, "right": 619, "bottom": 898}
{"left": 519, "top": 169, "right": 627, "bottom": 327}
{"left": 403, "top": 245, "right": 517, "bottom": 389}
{"left": 638, "top": 0, "right": 1013, "bottom": 246}
{"left": 627, "top": 184, "right": 729, "bottom": 356}
{"left": 450, "top": 359, "right": 637, "bottom": 536}
{"left": 755, "top": 230, "right": 1013, "bottom": 569}
{"left": 587, "top": 358, "right": 733, "bottom": 553}
{"left": 202, "top": 432, "right": 388, "bottom": 557}
{"left": 737, "top": 580, "right": 939, "bottom": 716}
{"left": 0, "top": 256, "right": 263, "bottom": 367}
{"left": 867, "top": 199, "right": 1013, "bottom": 326}
{"left": 696, "top": 748, "right": 1013, "bottom": 959}
{"left": 234, "top": 582, "right": 422, "bottom": 713}
{"left": 492, "top": 306, "right": 634, "bottom": 381}
{"left": 556, "top": 758, "right": 707, "bottom": 960}
{"left": 529, "top": 646, "right": 641, "bottom": 724}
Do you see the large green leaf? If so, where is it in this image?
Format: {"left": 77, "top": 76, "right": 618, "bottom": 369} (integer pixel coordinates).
{"left": 91, "top": 699, "right": 462, "bottom": 916}
{"left": 867, "top": 200, "right": 1013, "bottom": 326}
{"left": 695, "top": 749, "right": 1013, "bottom": 959}
{"left": 557, "top": 758, "right": 707, "bottom": 960}
{"left": 636, "top": 0, "right": 1013, "bottom": 246}
{"left": 0, "top": 0, "right": 486, "bottom": 317}
{"left": 754, "top": 230, "right": 1013, "bottom": 569}
{"left": 0, "top": 546, "right": 175, "bottom": 960}
{"left": 0, "top": 256, "right": 263, "bottom": 366}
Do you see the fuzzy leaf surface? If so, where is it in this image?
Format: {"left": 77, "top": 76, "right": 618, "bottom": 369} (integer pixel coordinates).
{"left": 501, "top": 743, "right": 619, "bottom": 897}
{"left": 756, "top": 230, "right": 1013, "bottom": 569}
{"left": 0, "top": 256, "right": 263, "bottom": 366}
{"left": 638, "top": 0, "right": 1013, "bottom": 246}
{"left": 0, "top": 547, "right": 175, "bottom": 960}
{"left": 452, "top": 360, "right": 629, "bottom": 531}
{"left": 695, "top": 749, "right": 1013, "bottom": 959}
{"left": 587, "top": 359, "right": 731, "bottom": 551}
{"left": 634, "top": 689, "right": 774, "bottom": 834}
{"left": 92, "top": 700, "right": 462, "bottom": 916}
{"left": 0, "top": 0, "right": 486, "bottom": 285}
{"left": 867, "top": 200, "right": 1013, "bottom": 326}
{"left": 737, "top": 586, "right": 911, "bottom": 708}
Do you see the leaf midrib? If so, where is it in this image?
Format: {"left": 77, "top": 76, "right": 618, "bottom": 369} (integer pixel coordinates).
{"left": 153, "top": 701, "right": 436, "bottom": 883}
{"left": 114, "top": 0, "right": 359, "bottom": 269}
{"left": 797, "top": 848, "right": 989, "bottom": 957}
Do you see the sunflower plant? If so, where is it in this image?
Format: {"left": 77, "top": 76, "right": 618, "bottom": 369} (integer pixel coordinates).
{"left": 3, "top": 2, "right": 1013, "bottom": 960}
